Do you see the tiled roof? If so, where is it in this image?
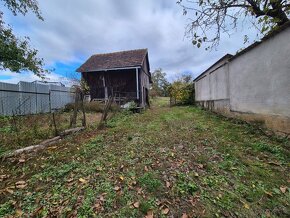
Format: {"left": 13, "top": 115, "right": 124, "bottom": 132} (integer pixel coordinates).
{"left": 76, "top": 49, "right": 148, "bottom": 72}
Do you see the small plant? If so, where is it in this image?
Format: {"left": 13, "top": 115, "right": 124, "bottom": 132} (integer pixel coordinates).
{"left": 138, "top": 172, "right": 162, "bottom": 192}
{"left": 140, "top": 198, "right": 156, "bottom": 214}
{"left": 77, "top": 187, "right": 96, "bottom": 216}
{"left": 0, "top": 202, "right": 14, "bottom": 216}
{"left": 251, "top": 142, "right": 287, "bottom": 161}
{"left": 174, "top": 173, "right": 198, "bottom": 196}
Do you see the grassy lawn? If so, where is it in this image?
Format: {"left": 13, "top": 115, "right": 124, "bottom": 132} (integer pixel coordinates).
{"left": 0, "top": 98, "right": 289, "bottom": 217}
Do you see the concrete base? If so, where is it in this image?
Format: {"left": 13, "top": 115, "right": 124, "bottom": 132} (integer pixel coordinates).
{"left": 196, "top": 100, "right": 290, "bottom": 135}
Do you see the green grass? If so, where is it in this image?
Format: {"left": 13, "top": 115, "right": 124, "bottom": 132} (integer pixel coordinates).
{"left": 0, "top": 97, "right": 289, "bottom": 217}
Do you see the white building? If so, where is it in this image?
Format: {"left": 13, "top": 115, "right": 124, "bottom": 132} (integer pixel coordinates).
{"left": 194, "top": 22, "right": 290, "bottom": 134}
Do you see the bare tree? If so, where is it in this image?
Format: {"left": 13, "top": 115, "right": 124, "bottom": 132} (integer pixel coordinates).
{"left": 177, "top": 0, "right": 290, "bottom": 49}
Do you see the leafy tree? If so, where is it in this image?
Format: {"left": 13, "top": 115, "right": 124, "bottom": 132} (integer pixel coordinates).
{"left": 0, "top": 0, "right": 46, "bottom": 77}
{"left": 151, "top": 68, "right": 170, "bottom": 97}
{"left": 177, "top": 0, "right": 290, "bottom": 49}
{"left": 168, "top": 74, "right": 195, "bottom": 105}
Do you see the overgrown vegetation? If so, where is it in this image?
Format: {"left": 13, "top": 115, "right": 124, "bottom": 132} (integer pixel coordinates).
{"left": 168, "top": 74, "right": 195, "bottom": 105}
{"left": 0, "top": 111, "right": 101, "bottom": 156}
{"left": 0, "top": 98, "right": 289, "bottom": 217}
{"left": 65, "top": 101, "right": 120, "bottom": 113}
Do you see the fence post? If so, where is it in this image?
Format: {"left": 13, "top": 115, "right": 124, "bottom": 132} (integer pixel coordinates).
{"left": 70, "top": 88, "right": 80, "bottom": 128}
{"left": 80, "top": 91, "right": 86, "bottom": 127}
{"left": 49, "top": 90, "right": 52, "bottom": 113}
{"left": 1, "top": 100, "right": 4, "bottom": 115}
{"left": 52, "top": 112, "right": 59, "bottom": 136}
{"left": 35, "top": 82, "right": 37, "bottom": 114}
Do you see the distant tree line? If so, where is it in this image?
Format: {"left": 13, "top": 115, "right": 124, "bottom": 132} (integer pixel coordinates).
{"left": 150, "top": 68, "right": 170, "bottom": 97}
{"left": 150, "top": 68, "right": 195, "bottom": 105}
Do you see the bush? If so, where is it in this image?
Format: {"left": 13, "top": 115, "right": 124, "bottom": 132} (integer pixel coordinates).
{"left": 84, "top": 101, "right": 104, "bottom": 112}
{"left": 64, "top": 101, "right": 120, "bottom": 113}
{"left": 168, "top": 81, "right": 195, "bottom": 105}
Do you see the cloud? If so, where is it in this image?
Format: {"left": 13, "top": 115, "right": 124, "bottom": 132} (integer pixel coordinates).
{"left": 0, "top": 71, "right": 75, "bottom": 86}
{"left": 1, "top": 0, "right": 257, "bottom": 83}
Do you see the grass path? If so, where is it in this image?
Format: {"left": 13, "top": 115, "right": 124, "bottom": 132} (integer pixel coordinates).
{"left": 0, "top": 98, "right": 289, "bottom": 217}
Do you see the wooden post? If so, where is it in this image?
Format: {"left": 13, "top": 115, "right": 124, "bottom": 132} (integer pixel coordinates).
{"left": 98, "top": 96, "right": 113, "bottom": 129}
{"left": 52, "top": 112, "right": 59, "bottom": 136}
{"left": 80, "top": 91, "right": 86, "bottom": 127}
{"left": 70, "top": 88, "right": 80, "bottom": 128}
{"left": 136, "top": 68, "right": 139, "bottom": 100}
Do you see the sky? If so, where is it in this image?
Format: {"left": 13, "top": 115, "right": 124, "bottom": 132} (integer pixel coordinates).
{"left": 0, "top": 0, "right": 258, "bottom": 85}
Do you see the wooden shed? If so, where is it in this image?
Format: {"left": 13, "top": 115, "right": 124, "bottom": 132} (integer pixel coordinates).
{"left": 76, "top": 49, "right": 152, "bottom": 107}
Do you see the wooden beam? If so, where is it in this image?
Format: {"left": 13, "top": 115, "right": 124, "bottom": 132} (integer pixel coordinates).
{"left": 136, "top": 68, "right": 139, "bottom": 99}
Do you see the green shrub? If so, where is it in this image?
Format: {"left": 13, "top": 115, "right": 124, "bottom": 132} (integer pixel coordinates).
{"left": 84, "top": 101, "right": 104, "bottom": 112}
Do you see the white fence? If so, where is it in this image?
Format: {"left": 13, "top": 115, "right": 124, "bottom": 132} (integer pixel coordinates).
{"left": 0, "top": 81, "right": 75, "bottom": 116}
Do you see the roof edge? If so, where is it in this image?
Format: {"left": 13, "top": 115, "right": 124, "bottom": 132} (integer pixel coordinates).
{"left": 76, "top": 48, "right": 148, "bottom": 73}
{"left": 194, "top": 21, "right": 290, "bottom": 82}
{"left": 230, "top": 21, "right": 290, "bottom": 62}
{"left": 194, "top": 54, "right": 233, "bottom": 81}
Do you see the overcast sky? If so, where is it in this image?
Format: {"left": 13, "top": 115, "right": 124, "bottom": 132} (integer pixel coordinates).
{"left": 0, "top": 0, "right": 257, "bottom": 85}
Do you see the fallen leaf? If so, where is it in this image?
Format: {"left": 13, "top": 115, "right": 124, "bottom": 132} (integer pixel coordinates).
{"left": 99, "top": 195, "right": 105, "bottom": 201}
{"left": 244, "top": 203, "right": 250, "bottom": 209}
{"left": 264, "top": 191, "right": 273, "bottom": 197}
{"left": 133, "top": 201, "right": 140, "bottom": 208}
{"left": 67, "top": 178, "right": 74, "bottom": 183}
{"left": 197, "top": 164, "right": 204, "bottom": 169}
{"left": 265, "top": 209, "right": 271, "bottom": 217}
{"left": 136, "top": 187, "right": 142, "bottom": 194}
{"left": 267, "top": 161, "right": 281, "bottom": 166}
{"left": 145, "top": 210, "right": 154, "bottom": 218}
{"left": 19, "top": 159, "right": 25, "bottom": 163}
{"left": 94, "top": 202, "right": 103, "bottom": 212}
{"left": 114, "top": 186, "right": 121, "bottom": 191}
{"left": 144, "top": 166, "right": 149, "bottom": 171}
{"left": 15, "top": 181, "right": 27, "bottom": 189}
{"left": 96, "top": 166, "right": 102, "bottom": 171}
{"left": 6, "top": 188, "right": 14, "bottom": 194}
{"left": 15, "top": 209, "right": 23, "bottom": 217}
{"left": 166, "top": 181, "right": 171, "bottom": 188}
{"left": 280, "top": 186, "right": 287, "bottom": 193}
{"left": 119, "top": 176, "right": 124, "bottom": 181}
{"left": 181, "top": 213, "right": 188, "bottom": 218}
{"left": 162, "top": 207, "right": 170, "bottom": 215}
{"left": 79, "top": 178, "right": 87, "bottom": 184}
{"left": 0, "top": 174, "right": 9, "bottom": 182}
{"left": 31, "top": 206, "right": 43, "bottom": 217}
